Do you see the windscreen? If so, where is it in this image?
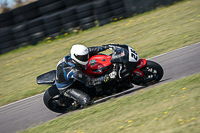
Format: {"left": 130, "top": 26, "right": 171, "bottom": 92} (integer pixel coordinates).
{"left": 110, "top": 47, "right": 129, "bottom": 64}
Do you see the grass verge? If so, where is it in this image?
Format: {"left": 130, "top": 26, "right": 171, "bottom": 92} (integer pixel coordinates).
{"left": 20, "top": 73, "right": 200, "bottom": 133}
{"left": 0, "top": 0, "right": 200, "bottom": 106}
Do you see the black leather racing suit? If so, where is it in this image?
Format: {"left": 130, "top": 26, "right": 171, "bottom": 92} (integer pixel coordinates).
{"left": 55, "top": 45, "right": 110, "bottom": 105}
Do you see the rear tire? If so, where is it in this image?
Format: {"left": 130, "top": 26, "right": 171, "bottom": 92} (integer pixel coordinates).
{"left": 43, "top": 85, "right": 79, "bottom": 113}
{"left": 131, "top": 60, "right": 163, "bottom": 86}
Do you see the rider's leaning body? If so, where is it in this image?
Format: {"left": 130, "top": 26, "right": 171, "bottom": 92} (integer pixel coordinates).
{"left": 56, "top": 45, "right": 111, "bottom": 90}
{"left": 55, "top": 44, "right": 117, "bottom": 106}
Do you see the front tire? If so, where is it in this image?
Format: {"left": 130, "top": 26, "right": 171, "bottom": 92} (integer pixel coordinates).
{"left": 131, "top": 60, "right": 164, "bottom": 86}
{"left": 43, "top": 85, "right": 79, "bottom": 113}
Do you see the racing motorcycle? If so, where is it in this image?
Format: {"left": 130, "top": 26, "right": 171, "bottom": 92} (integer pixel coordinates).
{"left": 37, "top": 44, "right": 163, "bottom": 113}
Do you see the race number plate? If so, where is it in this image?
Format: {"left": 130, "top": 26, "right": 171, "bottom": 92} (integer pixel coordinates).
{"left": 128, "top": 46, "right": 139, "bottom": 62}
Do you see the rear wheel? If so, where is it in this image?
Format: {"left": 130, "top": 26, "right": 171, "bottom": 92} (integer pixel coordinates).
{"left": 130, "top": 60, "right": 163, "bottom": 86}
{"left": 43, "top": 85, "right": 80, "bottom": 113}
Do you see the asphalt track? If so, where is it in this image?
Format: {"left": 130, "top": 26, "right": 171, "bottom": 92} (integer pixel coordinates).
{"left": 0, "top": 42, "right": 200, "bottom": 133}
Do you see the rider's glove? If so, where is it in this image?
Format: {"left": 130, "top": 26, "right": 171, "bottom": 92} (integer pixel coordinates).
{"left": 103, "top": 71, "right": 117, "bottom": 83}
{"left": 109, "top": 71, "right": 117, "bottom": 79}
{"left": 108, "top": 45, "right": 116, "bottom": 51}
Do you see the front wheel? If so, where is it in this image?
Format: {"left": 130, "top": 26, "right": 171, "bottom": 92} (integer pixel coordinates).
{"left": 130, "top": 60, "right": 164, "bottom": 86}
{"left": 43, "top": 85, "right": 80, "bottom": 113}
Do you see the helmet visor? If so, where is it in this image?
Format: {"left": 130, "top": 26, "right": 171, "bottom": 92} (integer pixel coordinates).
{"left": 74, "top": 53, "right": 89, "bottom": 62}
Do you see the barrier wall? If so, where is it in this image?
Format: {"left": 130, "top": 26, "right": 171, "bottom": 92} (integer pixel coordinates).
{"left": 0, "top": 0, "right": 179, "bottom": 54}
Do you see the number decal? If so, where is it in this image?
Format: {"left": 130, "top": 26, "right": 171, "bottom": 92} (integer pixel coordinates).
{"left": 128, "top": 46, "right": 139, "bottom": 62}
{"left": 130, "top": 49, "right": 138, "bottom": 60}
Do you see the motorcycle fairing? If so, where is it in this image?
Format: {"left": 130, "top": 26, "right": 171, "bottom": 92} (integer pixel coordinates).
{"left": 83, "top": 55, "right": 112, "bottom": 76}
{"left": 133, "top": 59, "right": 147, "bottom": 76}
{"left": 37, "top": 70, "right": 56, "bottom": 85}
{"left": 110, "top": 44, "right": 139, "bottom": 63}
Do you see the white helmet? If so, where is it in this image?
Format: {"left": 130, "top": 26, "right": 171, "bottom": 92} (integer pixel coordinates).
{"left": 70, "top": 44, "right": 89, "bottom": 65}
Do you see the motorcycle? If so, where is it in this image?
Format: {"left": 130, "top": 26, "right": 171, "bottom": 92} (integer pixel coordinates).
{"left": 37, "top": 44, "right": 163, "bottom": 113}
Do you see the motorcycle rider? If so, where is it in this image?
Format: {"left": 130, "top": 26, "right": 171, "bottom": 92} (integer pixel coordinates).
{"left": 56, "top": 44, "right": 117, "bottom": 107}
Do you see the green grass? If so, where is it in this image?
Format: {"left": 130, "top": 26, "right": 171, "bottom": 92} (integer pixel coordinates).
{"left": 0, "top": 0, "right": 200, "bottom": 106}
{"left": 20, "top": 73, "right": 200, "bottom": 133}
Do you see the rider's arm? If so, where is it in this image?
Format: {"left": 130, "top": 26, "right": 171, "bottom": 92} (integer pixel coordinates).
{"left": 88, "top": 44, "right": 122, "bottom": 56}
{"left": 88, "top": 45, "right": 109, "bottom": 56}
{"left": 71, "top": 67, "right": 111, "bottom": 88}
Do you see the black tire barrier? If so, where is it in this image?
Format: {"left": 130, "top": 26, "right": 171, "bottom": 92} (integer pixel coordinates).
{"left": 30, "top": 31, "right": 46, "bottom": 45}
{"left": 60, "top": 15, "right": 78, "bottom": 24}
{"left": 112, "top": 7, "right": 126, "bottom": 16}
{"left": 27, "top": 17, "right": 44, "bottom": 28}
{"left": 63, "top": 0, "right": 89, "bottom": 8}
{"left": 43, "top": 13, "right": 61, "bottom": 24}
{"left": 0, "top": 26, "right": 15, "bottom": 54}
{"left": 62, "top": 20, "right": 79, "bottom": 30}
{"left": 0, "top": 10, "right": 14, "bottom": 28}
{"left": 15, "top": 36, "right": 30, "bottom": 44}
{"left": 59, "top": 6, "right": 79, "bottom": 32}
{"left": 11, "top": 22, "right": 30, "bottom": 47}
{"left": 110, "top": 1, "right": 124, "bottom": 10}
{"left": 98, "top": 18, "right": 111, "bottom": 26}
{"left": 76, "top": 2, "right": 93, "bottom": 13}
{"left": 108, "top": 0, "right": 122, "bottom": 4}
{"left": 0, "top": 11, "right": 13, "bottom": 22}
{"left": 12, "top": 22, "right": 27, "bottom": 33}
{"left": 12, "top": 1, "right": 38, "bottom": 16}
{"left": 0, "top": 34, "right": 13, "bottom": 44}
{"left": 97, "top": 11, "right": 113, "bottom": 20}
{"left": 13, "top": 14, "right": 26, "bottom": 24}
{"left": 11, "top": 1, "right": 40, "bottom": 24}
{"left": 28, "top": 25, "right": 45, "bottom": 35}
{"left": 45, "top": 26, "right": 62, "bottom": 36}
{"left": 15, "top": 42, "right": 30, "bottom": 48}
{"left": 44, "top": 20, "right": 61, "bottom": 30}
{"left": 76, "top": 2, "right": 95, "bottom": 31}
{"left": 93, "top": 0, "right": 112, "bottom": 26}
{"left": 76, "top": 2, "right": 95, "bottom": 28}
{"left": 13, "top": 31, "right": 28, "bottom": 39}
{"left": 25, "top": 9, "right": 41, "bottom": 21}
{"left": 0, "top": 26, "right": 12, "bottom": 37}
{"left": 59, "top": 6, "right": 77, "bottom": 18}
{"left": 80, "top": 16, "right": 95, "bottom": 25}
{"left": 93, "top": 0, "right": 109, "bottom": 9}
{"left": 39, "top": 1, "right": 65, "bottom": 15}
{"left": 0, "top": 40, "right": 15, "bottom": 49}
{"left": 95, "top": 5, "right": 111, "bottom": 14}
{"left": 81, "top": 22, "right": 96, "bottom": 30}
{"left": 0, "top": 46, "right": 14, "bottom": 54}
{"left": 38, "top": 0, "right": 58, "bottom": 7}
{"left": 77, "top": 10, "right": 94, "bottom": 19}
{"left": 110, "top": 1, "right": 127, "bottom": 19}
{"left": 30, "top": 31, "right": 46, "bottom": 39}
{"left": 13, "top": 32, "right": 30, "bottom": 47}
{"left": 0, "top": 19, "right": 14, "bottom": 28}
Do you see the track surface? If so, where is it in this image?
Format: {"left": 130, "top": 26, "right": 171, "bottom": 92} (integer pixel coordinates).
{"left": 0, "top": 42, "right": 200, "bottom": 133}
